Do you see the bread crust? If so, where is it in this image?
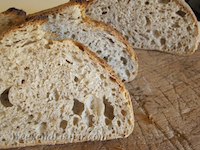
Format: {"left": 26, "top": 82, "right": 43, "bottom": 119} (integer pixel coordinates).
{"left": 0, "top": 39, "right": 134, "bottom": 149}
{"left": 1, "top": 2, "right": 138, "bottom": 82}
{"left": 26, "top": 2, "right": 138, "bottom": 82}
{"left": 0, "top": 8, "right": 27, "bottom": 37}
{"left": 2, "top": 7, "right": 26, "bottom": 17}
{"left": 85, "top": 0, "right": 200, "bottom": 55}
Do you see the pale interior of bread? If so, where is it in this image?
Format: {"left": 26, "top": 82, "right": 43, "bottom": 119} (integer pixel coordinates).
{"left": 39, "top": 4, "right": 138, "bottom": 82}
{"left": 0, "top": 34, "right": 134, "bottom": 147}
{"left": 86, "top": 0, "right": 199, "bottom": 54}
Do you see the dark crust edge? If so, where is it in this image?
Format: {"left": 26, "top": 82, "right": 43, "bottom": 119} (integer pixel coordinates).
{"left": 25, "top": 2, "right": 138, "bottom": 82}
{"left": 2, "top": 8, "right": 26, "bottom": 17}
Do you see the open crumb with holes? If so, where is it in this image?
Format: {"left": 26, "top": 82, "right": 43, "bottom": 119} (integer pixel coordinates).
{"left": 0, "top": 39, "right": 134, "bottom": 149}
{"left": 86, "top": 0, "right": 199, "bottom": 55}
{"left": 26, "top": 2, "right": 138, "bottom": 82}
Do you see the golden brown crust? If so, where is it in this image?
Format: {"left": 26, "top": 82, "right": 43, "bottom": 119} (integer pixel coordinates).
{"left": 0, "top": 8, "right": 27, "bottom": 37}
{"left": 2, "top": 7, "right": 26, "bottom": 17}
{"left": 82, "top": 16, "right": 138, "bottom": 81}
{"left": 26, "top": 2, "right": 138, "bottom": 82}
{"left": 0, "top": 19, "right": 47, "bottom": 40}
{"left": 1, "top": 1, "right": 138, "bottom": 82}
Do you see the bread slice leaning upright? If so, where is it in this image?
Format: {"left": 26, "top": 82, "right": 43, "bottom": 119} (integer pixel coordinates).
{"left": 85, "top": 0, "right": 200, "bottom": 55}
{"left": 27, "top": 2, "right": 138, "bottom": 82}
{"left": 0, "top": 18, "right": 134, "bottom": 148}
{"left": 0, "top": 8, "right": 26, "bottom": 36}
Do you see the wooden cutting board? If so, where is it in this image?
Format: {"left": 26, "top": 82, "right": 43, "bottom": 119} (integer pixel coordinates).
{"left": 8, "top": 48, "right": 200, "bottom": 150}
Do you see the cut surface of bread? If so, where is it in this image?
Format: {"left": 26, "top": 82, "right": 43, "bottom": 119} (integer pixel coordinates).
{"left": 27, "top": 2, "right": 138, "bottom": 82}
{"left": 0, "top": 8, "right": 26, "bottom": 36}
{"left": 0, "top": 37, "right": 134, "bottom": 148}
{"left": 85, "top": 0, "right": 200, "bottom": 55}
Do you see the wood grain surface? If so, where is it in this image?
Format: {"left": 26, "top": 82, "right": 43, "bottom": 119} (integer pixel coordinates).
{"left": 8, "top": 48, "right": 200, "bottom": 150}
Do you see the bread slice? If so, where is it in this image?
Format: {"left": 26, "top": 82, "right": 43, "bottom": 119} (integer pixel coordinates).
{"left": 0, "top": 32, "right": 134, "bottom": 148}
{"left": 0, "top": 8, "right": 26, "bottom": 36}
{"left": 26, "top": 2, "right": 138, "bottom": 82}
{"left": 85, "top": 0, "right": 200, "bottom": 55}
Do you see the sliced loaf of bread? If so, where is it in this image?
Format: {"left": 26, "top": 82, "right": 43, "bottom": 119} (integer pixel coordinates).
{"left": 85, "top": 0, "right": 200, "bottom": 55}
{"left": 26, "top": 2, "right": 138, "bottom": 82}
{"left": 0, "top": 34, "right": 134, "bottom": 148}
{"left": 0, "top": 8, "right": 26, "bottom": 36}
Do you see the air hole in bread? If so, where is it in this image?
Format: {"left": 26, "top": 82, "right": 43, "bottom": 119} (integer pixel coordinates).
{"left": 102, "top": 11, "right": 107, "bottom": 15}
{"left": 21, "top": 41, "right": 37, "bottom": 47}
{"left": 105, "top": 118, "right": 112, "bottom": 125}
{"left": 104, "top": 82, "right": 108, "bottom": 86}
{"left": 17, "top": 106, "right": 22, "bottom": 111}
{"left": 120, "top": 57, "right": 127, "bottom": 65}
{"left": 153, "top": 30, "right": 161, "bottom": 38}
{"left": 112, "top": 88, "right": 116, "bottom": 92}
{"left": 158, "top": 0, "right": 170, "bottom": 4}
{"left": 73, "top": 117, "right": 79, "bottom": 125}
{"left": 74, "top": 76, "right": 79, "bottom": 82}
{"left": 64, "top": 31, "right": 70, "bottom": 35}
{"left": 0, "top": 88, "right": 13, "bottom": 107}
{"left": 176, "top": 10, "right": 186, "bottom": 17}
{"left": 60, "top": 120, "right": 68, "bottom": 130}
{"left": 88, "top": 115, "right": 94, "bottom": 127}
{"left": 39, "top": 122, "right": 47, "bottom": 133}
{"left": 117, "top": 120, "right": 121, "bottom": 127}
{"left": 21, "top": 79, "right": 25, "bottom": 84}
{"left": 13, "top": 40, "right": 20, "bottom": 44}
{"left": 71, "top": 34, "right": 75, "bottom": 39}
{"left": 125, "top": 35, "right": 129, "bottom": 40}
{"left": 185, "top": 46, "right": 189, "bottom": 51}
{"left": 112, "top": 93, "right": 116, "bottom": 96}
{"left": 53, "top": 90, "right": 59, "bottom": 101}
{"left": 121, "top": 110, "right": 127, "bottom": 116}
{"left": 126, "top": 70, "right": 130, "bottom": 77}
{"left": 2, "top": 139, "right": 6, "bottom": 142}
{"left": 19, "top": 139, "right": 24, "bottom": 143}
{"left": 151, "top": 40, "right": 156, "bottom": 45}
{"left": 187, "top": 26, "right": 192, "bottom": 31}
{"left": 103, "top": 56, "right": 109, "bottom": 62}
{"left": 108, "top": 38, "right": 114, "bottom": 44}
{"left": 172, "top": 22, "right": 180, "bottom": 28}
{"left": 24, "top": 67, "right": 30, "bottom": 70}
{"left": 45, "top": 43, "right": 51, "bottom": 49}
{"left": 128, "top": 119, "right": 132, "bottom": 125}
{"left": 145, "top": 17, "right": 151, "bottom": 26}
{"left": 100, "top": 74, "right": 106, "bottom": 80}
{"left": 28, "top": 115, "right": 34, "bottom": 121}
{"left": 109, "top": 77, "right": 116, "bottom": 83}
{"left": 34, "top": 121, "right": 38, "bottom": 125}
{"left": 96, "top": 50, "right": 102, "bottom": 54}
{"left": 160, "top": 38, "right": 166, "bottom": 45}
{"left": 66, "top": 59, "right": 73, "bottom": 64}
{"left": 178, "top": 42, "right": 182, "bottom": 48}
{"left": 103, "top": 96, "right": 114, "bottom": 121}
{"left": 145, "top": 1, "right": 149, "bottom": 5}
{"left": 73, "top": 99, "right": 84, "bottom": 116}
